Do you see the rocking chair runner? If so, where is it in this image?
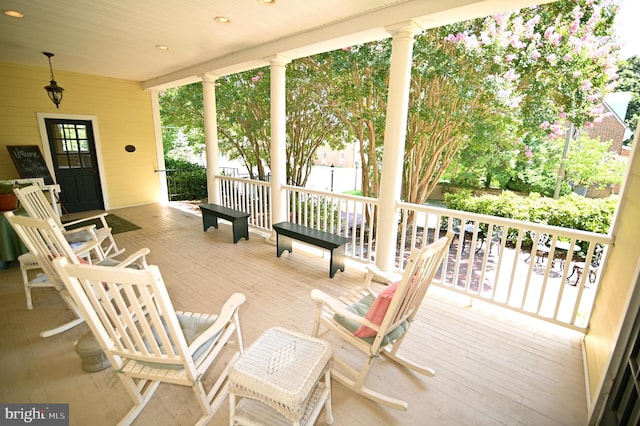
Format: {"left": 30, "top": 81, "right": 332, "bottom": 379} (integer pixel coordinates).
{"left": 52, "top": 257, "right": 246, "bottom": 426}
{"left": 14, "top": 184, "right": 124, "bottom": 259}
{"left": 310, "top": 233, "right": 453, "bottom": 410}
{"left": 4, "top": 212, "right": 148, "bottom": 337}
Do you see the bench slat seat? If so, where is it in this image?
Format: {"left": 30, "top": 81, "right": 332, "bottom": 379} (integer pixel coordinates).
{"left": 272, "top": 221, "right": 350, "bottom": 278}
{"left": 200, "top": 204, "right": 250, "bottom": 244}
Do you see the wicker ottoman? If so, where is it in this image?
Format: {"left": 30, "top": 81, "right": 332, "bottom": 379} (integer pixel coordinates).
{"left": 229, "top": 327, "right": 333, "bottom": 425}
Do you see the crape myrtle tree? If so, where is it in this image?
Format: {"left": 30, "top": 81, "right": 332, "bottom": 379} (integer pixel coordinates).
{"left": 160, "top": 62, "right": 343, "bottom": 186}
{"left": 313, "top": 0, "right": 618, "bottom": 204}
{"left": 159, "top": 84, "right": 205, "bottom": 156}
{"left": 216, "top": 69, "right": 271, "bottom": 181}
{"left": 283, "top": 59, "right": 344, "bottom": 186}
{"left": 447, "top": 0, "right": 619, "bottom": 195}
{"left": 308, "top": 43, "right": 390, "bottom": 199}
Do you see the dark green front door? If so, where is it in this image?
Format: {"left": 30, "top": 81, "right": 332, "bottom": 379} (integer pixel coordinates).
{"left": 45, "top": 119, "right": 104, "bottom": 213}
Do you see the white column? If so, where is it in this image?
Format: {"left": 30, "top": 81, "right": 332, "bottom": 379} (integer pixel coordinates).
{"left": 376, "top": 21, "right": 422, "bottom": 271}
{"left": 201, "top": 72, "right": 220, "bottom": 203}
{"left": 268, "top": 55, "right": 291, "bottom": 229}
{"left": 150, "top": 90, "right": 168, "bottom": 204}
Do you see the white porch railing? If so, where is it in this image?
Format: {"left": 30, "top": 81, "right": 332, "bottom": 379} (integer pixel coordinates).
{"left": 217, "top": 176, "right": 271, "bottom": 231}
{"left": 396, "top": 203, "right": 611, "bottom": 330}
{"left": 216, "top": 175, "right": 612, "bottom": 331}
{"left": 283, "top": 185, "right": 378, "bottom": 263}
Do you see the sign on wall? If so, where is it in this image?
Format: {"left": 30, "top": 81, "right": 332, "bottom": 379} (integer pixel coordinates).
{"left": 6, "top": 145, "right": 54, "bottom": 185}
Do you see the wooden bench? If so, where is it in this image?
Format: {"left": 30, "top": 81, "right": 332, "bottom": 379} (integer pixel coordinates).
{"left": 272, "top": 221, "right": 350, "bottom": 278}
{"left": 200, "top": 204, "right": 250, "bottom": 244}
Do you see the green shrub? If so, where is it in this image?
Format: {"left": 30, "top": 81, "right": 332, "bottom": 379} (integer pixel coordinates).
{"left": 443, "top": 190, "right": 615, "bottom": 234}
{"left": 164, "top": 157, "right": 207, "bottom": 200}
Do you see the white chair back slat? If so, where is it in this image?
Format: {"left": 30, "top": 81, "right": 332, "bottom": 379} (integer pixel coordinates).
{"left": 59, "top": 262, "right": 187, "bottom": 367}
{"left": 15, "top": 185, "right": 62, "bottom": 227}
{"left": 382, "top": 235, "right": 451, "bottom": 339}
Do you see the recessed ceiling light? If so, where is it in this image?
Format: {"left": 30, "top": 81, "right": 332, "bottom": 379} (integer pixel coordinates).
{"left": 258, "top": 0, "right": 275, "bottom": 5}
{"left": 155, "top": 45, "right": 171, "bottom": 51}
{"left": 3, "top": 10, "right": 24, "bottom": 18}
{"left": 215, "top": 16, "right": 230, "bottom": 24}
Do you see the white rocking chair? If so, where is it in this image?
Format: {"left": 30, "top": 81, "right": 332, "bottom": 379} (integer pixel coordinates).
{"left": 53, "top": 257, "right": 246, "bottom": 426}
{"left": 4, "top": 212, "right": 148, "bottom": 337}
{"left": 14, "top": 184, "right": 124, "bottom": 258}
{"left": 310, "top": 233, "right": 453, "bottom": 410}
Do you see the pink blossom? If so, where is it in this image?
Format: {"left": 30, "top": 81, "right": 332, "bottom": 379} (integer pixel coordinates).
{"left": 464, "top": 34, "right": 480, "bottom": 49}
{"left": 585, "top": 122, "right": 594, "bottom": 129}
{"left": 549, "top": 33, "right": 562, "bottom": 46}
{"left": 510, "top": 96, "right": 523, "bottom": 108}
{"left": 506, "top": 54, "right": 517, "bottom": 62}
{"left": 563, "top": 54, "right": 572, "bottom": 61}
{"left": 525, "top": 146, "right": 533, "bottom": 158}
{"left": 572, "top": 70, "right": 582, "bottom": 78}
{"left": 251, "top": 75, "right": 260, "bottom": 83}
{"left": 558, "top": 112, "right": 567, "bottom": 119}
{"left": 544, "top": 27, "right": 554, "bottom": 39}
{"left": 342, "top": 46, "right": 351, "bottom": 51}
{"left": 546, "top": 54, "right": 557, "bottom": 64}
{"left": 569, "top": 21, "right": 579, "bottom": 35}
{"left": 550, "top": 123, "right": 564, "bottom": 135}
{"left": 510, "top": 39, "right": 526, "bottom": 49}
{"left": 581, "top": 80, "right": 593, "bottom": 90}
{"left": 531, "top": 50, "right": 541, "bottom": 60}
{"left": 540, "top": 121, "right": 550, "bottom": 130}
{"left": 480, "top": 31, "right": 491, "bottom": 45}
{"left": 503, "top": 69, "right": 520, "bottom": 81}
{"left": 572, "top": 7, "right": 584, "bottom": 21}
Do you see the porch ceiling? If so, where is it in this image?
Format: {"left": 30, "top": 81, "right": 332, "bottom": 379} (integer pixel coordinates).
{"left": 0, "top": 0, "right": 546, "bottom": 90}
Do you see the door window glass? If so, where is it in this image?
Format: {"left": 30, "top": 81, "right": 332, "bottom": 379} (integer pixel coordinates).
{"left": 52, "top": 123, "right": 92, "bottom": 169}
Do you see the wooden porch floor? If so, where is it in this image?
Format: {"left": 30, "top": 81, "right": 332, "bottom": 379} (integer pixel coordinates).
{"left": 0, "top": 202, "right": 587, "bottom": 425}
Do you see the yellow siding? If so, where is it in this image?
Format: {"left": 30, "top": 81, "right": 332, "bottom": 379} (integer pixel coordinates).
{"left": 0, "top": 62, "right": 160, "bottom": 209}
{"left": 584, "top": 143, "right": 640, "bottom": 400}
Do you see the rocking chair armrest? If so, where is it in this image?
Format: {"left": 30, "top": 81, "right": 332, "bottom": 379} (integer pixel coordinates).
{"left": 115, "top": 248, "right": 150, "bottom": 268}
{"left": 63, "top": 212, "right": 109, "bottom": 228}
{"left": 187, "top": 292, "right": 246, "bottom": 351}
{"left": 364, "top": 264, "right": 401, "bottom": 288}
{"left": 311, "top": 289, "right": 379, "bottom": 329}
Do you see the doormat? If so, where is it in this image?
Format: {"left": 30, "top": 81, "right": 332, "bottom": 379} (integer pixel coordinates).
{"left": 63, "top": 214, "right": 141, "bottom": 235}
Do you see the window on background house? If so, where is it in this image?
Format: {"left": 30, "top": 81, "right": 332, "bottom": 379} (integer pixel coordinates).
{"left": 339, "top": 152, "right": 345, "bottom": 165}
{"left": 322, "top": 152, "right": 327, "bottom": 165}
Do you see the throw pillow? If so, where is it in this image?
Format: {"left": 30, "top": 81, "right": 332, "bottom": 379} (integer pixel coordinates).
{"left": 353, "top": 282, "right": 399, "bottom": 338}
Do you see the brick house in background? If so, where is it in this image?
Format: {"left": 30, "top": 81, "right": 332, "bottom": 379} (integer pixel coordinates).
{"left": 582, "top": 92, "right": 632, "bottom": 197}
{"left": 313, "top": 142, "right": 358, "bottom": 168}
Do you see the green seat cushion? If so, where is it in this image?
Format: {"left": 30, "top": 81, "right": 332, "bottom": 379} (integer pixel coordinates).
{"left": 334, "top": 294, "right": 409, "bottom": 347}
{"left": 64, "top": 231, "right": 94, "bottom": 244}
{"left": 96, "top": 258, "right": 142, "bottom": 269}
{"left": 137, "top": 313, "right": 219, "bottom": 370}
